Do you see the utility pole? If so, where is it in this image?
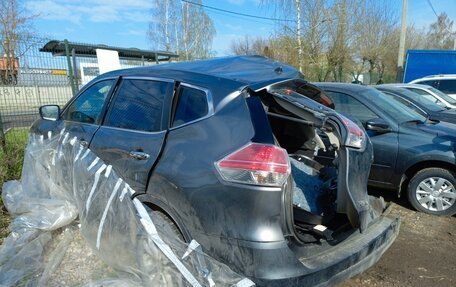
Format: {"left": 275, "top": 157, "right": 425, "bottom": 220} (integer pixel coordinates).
{"left": 396, "top": 0, "right": 408, "bottom": 83}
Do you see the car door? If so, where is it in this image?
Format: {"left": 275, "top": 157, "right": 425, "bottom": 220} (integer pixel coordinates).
{"left": 324, "top": 91, "right": 399, "bottom": 185}
{"left": 89, "top": 77, "right": 174, "bottom": 193}
{"left": 59, "top": 78, "right": 117, "bottom": 145}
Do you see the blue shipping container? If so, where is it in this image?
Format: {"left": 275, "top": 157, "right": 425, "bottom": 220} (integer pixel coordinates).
{"left": 403, "top": 50, "right": 456, "bottom": 83}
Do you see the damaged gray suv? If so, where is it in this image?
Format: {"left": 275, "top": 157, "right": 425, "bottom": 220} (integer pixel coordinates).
{"left": 33, "top": 56, "right": 399, "bottom": 286}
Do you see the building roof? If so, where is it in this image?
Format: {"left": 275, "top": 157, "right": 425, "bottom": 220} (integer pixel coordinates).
{"left": 40, "top": 40, "right": 179, "bottom": 62}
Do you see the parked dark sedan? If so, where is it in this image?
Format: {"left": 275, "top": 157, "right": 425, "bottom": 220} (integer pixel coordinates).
{"left": 376, "top": 85, "right": 456, "bottom": 124}
{"left": 314, "top": 83, "right": 456, "bottom": 216}
{"left": 32, "top": 56, "right": 399, "bottom": 286}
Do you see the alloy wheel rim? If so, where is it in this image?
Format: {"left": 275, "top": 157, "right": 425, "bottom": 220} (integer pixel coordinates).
{"left": 415, "top": 177, "right": 456, "bottom": 212}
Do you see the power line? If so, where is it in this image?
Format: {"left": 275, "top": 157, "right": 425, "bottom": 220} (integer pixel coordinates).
{"left": 426, "top": 0, "right": 439, "bottom": 18}
{"left": 181, "top": 0, "right": 295, "bottom": 23}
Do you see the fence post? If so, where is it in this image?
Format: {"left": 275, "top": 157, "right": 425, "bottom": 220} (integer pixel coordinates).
{"left": 0, "top": 111, "right": 5, "bottom": 148}
{"left": 64, "top": 39, "right": 77, "bottom": 96}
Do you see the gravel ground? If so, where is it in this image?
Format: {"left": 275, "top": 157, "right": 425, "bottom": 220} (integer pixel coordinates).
{"left": 2, "top": 189, "right": 455, "bottom": 286}
{"left": 339, "top": 191, "right": 456, "bottom": 287}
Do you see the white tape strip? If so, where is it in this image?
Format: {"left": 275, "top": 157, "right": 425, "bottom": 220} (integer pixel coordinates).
{"left": 47, "top": 131, "right": 52, "bottom": 140}
{"left": 119, "top": 186, "right": 129, "bottom": 202}
{"left": 96, "top": 178, "right": 123, "bottom": 249}
{"left": 74, "top": 147, "right": 83, "bottom": 162}
{"left": 69, "top": 136, "right": 77, "bottom": 146}
{"left": 182, "top": 240, "right": 201, "bottom": 260}
{"left": 104, "top": 165, "right": 112, "bottom": 178}
{"left": 207, "top": 273, "right": 215, "bottom": 287}
{"left": 87, "top": 157, "right": 100, "bottom": 171}
{"left": 40, "top": 135, "right": 44, "bottom": 143}
{"left": 234, "top": 278, "right": 256, "bottom": 287}
{"left": 62, "top": 132, "right": 69, "bottom": 145}
{"left": 85, "top": 164, "right": 107, "bottom": 212}
{"left": 140, "top": 218, "right": 203, "bottom": 287}
{"left": 80, "top": 149, "right": 91, "bottom": 161}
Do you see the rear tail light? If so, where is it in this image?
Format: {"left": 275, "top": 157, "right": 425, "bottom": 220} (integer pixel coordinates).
{"left": 340, "top": 115, "right": 366, "bottom": 149}
{"left": 215, "top": 143, "right": 290, "bottom": 187}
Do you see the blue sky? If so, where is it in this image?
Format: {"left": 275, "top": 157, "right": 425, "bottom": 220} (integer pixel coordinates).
{"left": 27, "top": 0, "right": 456, "bottom": 56}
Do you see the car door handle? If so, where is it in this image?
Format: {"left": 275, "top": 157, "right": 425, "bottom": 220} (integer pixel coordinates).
{"left": 80, "top": 140, "right": 89, "bottom": 148}
{"left": 129, "top": 151, "right": 150, "bottom": 160}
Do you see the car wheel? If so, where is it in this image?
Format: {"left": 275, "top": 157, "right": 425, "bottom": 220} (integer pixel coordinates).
{"left": 137, "top": 209, "right": 186, "bottom": 286}
{"left": 407, "top": 168, "right": 456, "bottom": 216}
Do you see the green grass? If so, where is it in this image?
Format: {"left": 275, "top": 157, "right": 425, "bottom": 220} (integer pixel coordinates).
{"left": 0, "top": 128, "right": 29, "bottom": 244}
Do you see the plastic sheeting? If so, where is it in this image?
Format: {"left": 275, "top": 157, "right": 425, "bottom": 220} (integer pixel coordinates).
{"left": 0, "top": 130, "right": 255, "bottom": 287}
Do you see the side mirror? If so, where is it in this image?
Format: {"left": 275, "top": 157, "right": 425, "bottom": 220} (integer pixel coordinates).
{"left": 366, "top": 118, "right": 391, "bottom": 133}
{"left": 39, "top": 105, "right": 60, "bottom": 121}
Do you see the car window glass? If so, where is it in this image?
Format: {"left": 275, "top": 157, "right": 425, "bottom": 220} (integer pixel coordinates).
{"left": 419, "top": 80, "right": 439, "bottom": 88}
{"left": 325, "top": 91, "right": 378, "bottom": 123}
{"left": 437, "top": 79, "right": 456, "bottom": 94}
{"left": 362, "top": 89, "right": 427, "bottom": 123}
{"left": 63, "top": 80, "right": 114, "bottom": 124}
{"left": 105, "top": 79, "right": 168, "bottom": 132}
{"left": 172, "top": 86, "right": 208, "bottom": 127}
{"left": 382, "top": 92, "right": 428, "bottom": 116}
{"left": 398, "top": 89, "right": 444, "bottom": 112}
{"left": 428, "top": 87, "right": 456, "bottom": 105}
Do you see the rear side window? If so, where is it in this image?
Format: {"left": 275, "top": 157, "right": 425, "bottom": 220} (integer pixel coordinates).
{"left": 326, "top": 91, "right": 377, "bottom": 124}
{"left": 172, "top": 86, "right": 208, "bottom": 127}
{"left": 406, "top": 88, "right": 442, "bottom": 104}
{"left": 418, "top": 80, "right": 439, "bottom": 88}
{"left": 438, "top": 79, "right": 456, "bottom": 94}
{"left": 105, "top": 79, "right": 169, "bottom": 132}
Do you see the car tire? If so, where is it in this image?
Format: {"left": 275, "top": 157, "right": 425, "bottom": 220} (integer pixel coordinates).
{"left": 407, "top": 168, "right": 456, "bottom": 216}
{"left": 136, "top": 209, "right": 186, "bottom": 286}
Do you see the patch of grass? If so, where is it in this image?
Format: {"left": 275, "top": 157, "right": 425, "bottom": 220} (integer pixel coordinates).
{"left": 0, "top": 128, "right": 29, "bottom": 244}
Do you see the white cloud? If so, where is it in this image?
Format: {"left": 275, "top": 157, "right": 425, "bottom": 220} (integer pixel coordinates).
{"left": 26, "top": 0, "right": 153, "bottom": 24}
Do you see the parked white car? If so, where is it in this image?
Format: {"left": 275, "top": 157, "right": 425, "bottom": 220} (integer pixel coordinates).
{"left": 409, "top": 75, "right": 456, "bottom": 100}
{"left": 388, "top": 83, "right": 456, "bottom": 109}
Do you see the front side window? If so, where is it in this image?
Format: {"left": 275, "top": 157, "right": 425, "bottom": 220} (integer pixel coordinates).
{"left": 172, "top": 86, "right": 209, "bottom": 127}
{"left": 326, "top": 91, "right": 378, "bottom": 124}
{"left": 63, "top": 80, "right": 114, "bottom": 124}
{"left": 105, "top": 79, "right": 169, "bottom": 132}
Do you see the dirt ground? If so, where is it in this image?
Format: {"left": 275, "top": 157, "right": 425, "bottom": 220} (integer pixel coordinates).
{"left": 339, "top": 189, "right": 456, "bottom": 287}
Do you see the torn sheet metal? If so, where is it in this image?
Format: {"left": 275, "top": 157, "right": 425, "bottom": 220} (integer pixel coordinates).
{"left": 0, "top": 132, "right": 255, "bottom": 287}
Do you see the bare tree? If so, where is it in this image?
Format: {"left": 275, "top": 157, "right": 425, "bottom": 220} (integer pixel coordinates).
{"left": 352, "top": 0, "right": 397, "bottom": 84}
{"left": 230, "top": 35, "right": 270, "bottom": 56}
{"left": 0, "top": 0, "right": 35, "bottom": 85}
{"left": 425, "top": 13, "right": 456, "bottom": 49}
{"left": 148, "top": 0, "right": 216, "bottom": 60}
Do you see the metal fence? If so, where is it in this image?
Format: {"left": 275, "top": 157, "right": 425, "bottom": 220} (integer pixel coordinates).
{"left": 0, "top": 37, "right": 72, "bottom": 144}
{"left": 0, "top": 37, "right": 176, "bottom": 144}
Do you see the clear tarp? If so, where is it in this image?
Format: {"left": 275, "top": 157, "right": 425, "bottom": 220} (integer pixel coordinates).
{"left": 0, "top": 130, "right": 255, "bottom": 287}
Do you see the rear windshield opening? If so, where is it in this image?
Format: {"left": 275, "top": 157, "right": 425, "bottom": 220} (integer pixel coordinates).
{"left": 257, "top": 88, "right": 353, "bottom": 244}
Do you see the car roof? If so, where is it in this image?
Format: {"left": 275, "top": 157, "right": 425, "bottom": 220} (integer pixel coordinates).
{"left": 100, "top": 55, "right": 301, "bottom": 90}
{"left": 312, "top": 82, "right": 374, "bottom": 95}
{"left": 410, "top": 75, "right": 456, "bottom": 82}
{"left": 379, "top": 83, "right": 433, "bottom": 89}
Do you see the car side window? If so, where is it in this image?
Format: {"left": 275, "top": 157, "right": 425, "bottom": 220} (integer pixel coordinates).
{"left": 172, "top": 86, "right": 209, "bottom": 127}
{"left": 419, "top": 80, "right": 439, "bottom": 88}
{"left": 63, "top": 80, "right": 115, "bottom": 124}
{"left": 438, "top": 79, "right": 456, "bottom": 94}
{"left": 104, "top": 79, "right": 169, "bottom": 132}
{"left": 326, "top": 91, "right": 378, "bottom": 124}
{"left": 407, "top": 88, "right": 441, "bottom": 104}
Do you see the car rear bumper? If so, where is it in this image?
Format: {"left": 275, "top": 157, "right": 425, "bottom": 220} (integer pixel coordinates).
{"left": 226, "top": 212, "right": 400, "bottom": 287}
